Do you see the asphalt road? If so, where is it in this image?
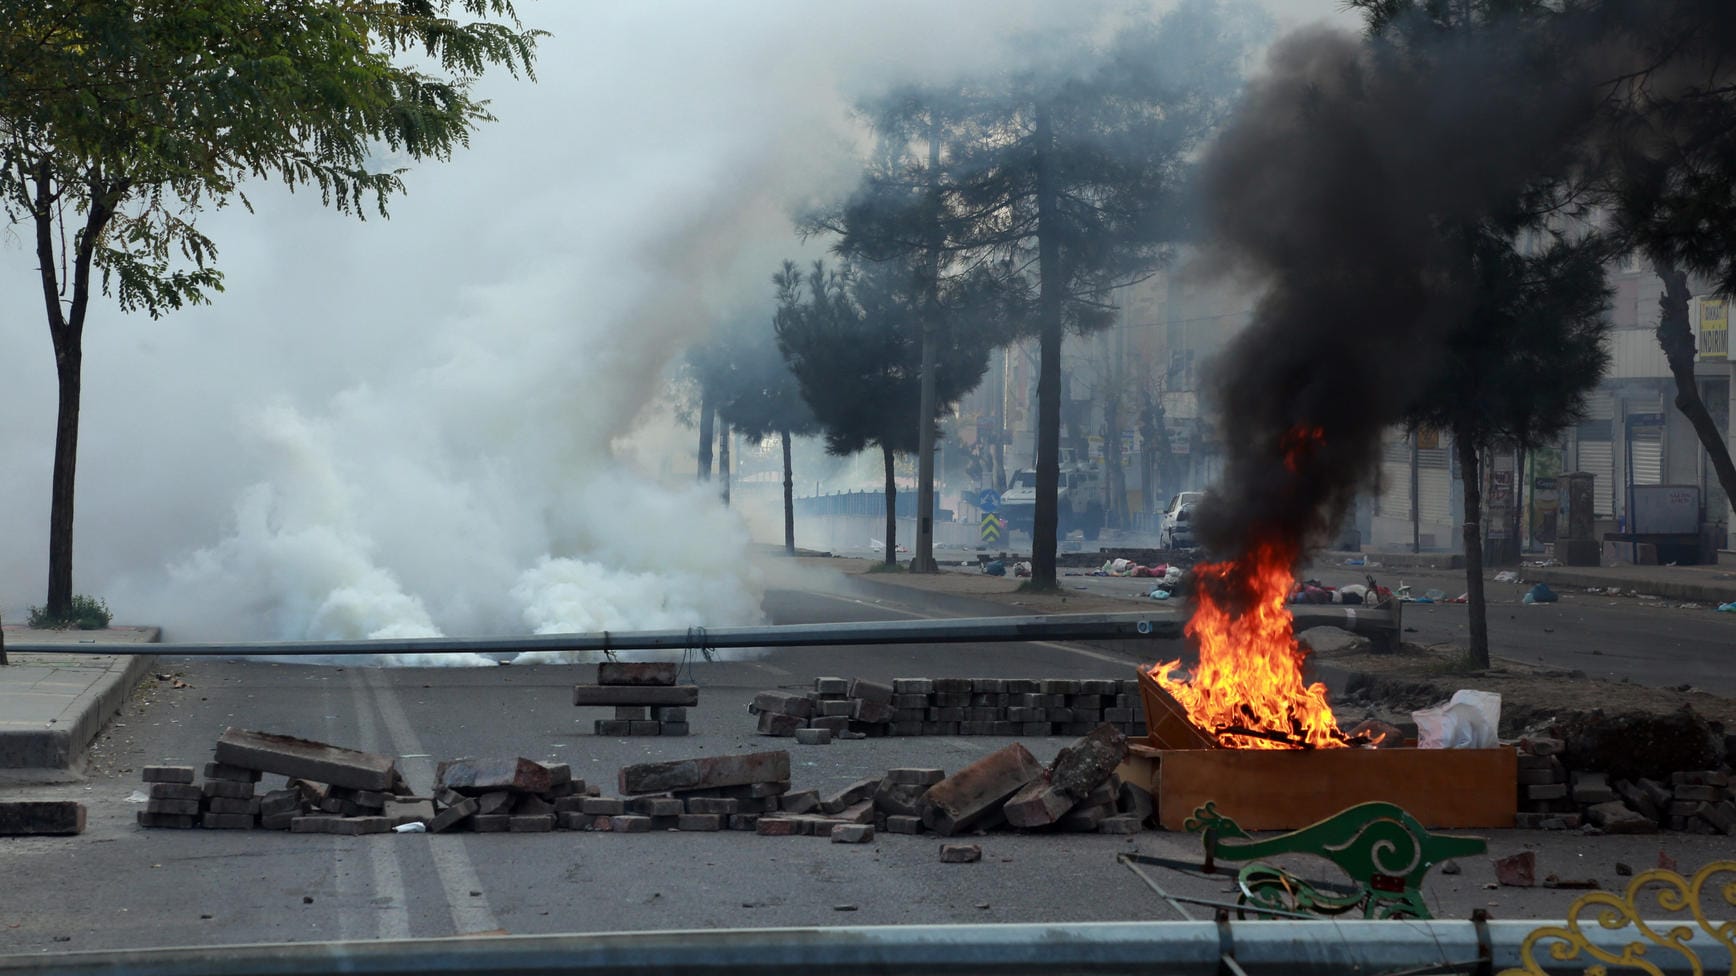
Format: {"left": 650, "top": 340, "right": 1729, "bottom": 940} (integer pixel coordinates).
{"left": 1043, "top": 564, "right": 1736, "bottom": 696}
{"left": 1, "top": 572, "right": 1730, "bottom": 958}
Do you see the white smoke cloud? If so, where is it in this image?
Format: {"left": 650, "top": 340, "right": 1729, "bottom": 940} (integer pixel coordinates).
{"left": 0, "top": 1, "right": 1348, "bottom": 663}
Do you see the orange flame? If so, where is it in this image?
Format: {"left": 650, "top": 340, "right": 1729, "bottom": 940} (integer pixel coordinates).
{"left": 1148, "top": 425, "right": 1344, "bottom": 750}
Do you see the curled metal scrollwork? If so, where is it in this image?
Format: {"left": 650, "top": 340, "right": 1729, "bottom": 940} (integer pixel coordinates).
{"left": 1500, "top": 860, "right": 1736, "bottom": 976}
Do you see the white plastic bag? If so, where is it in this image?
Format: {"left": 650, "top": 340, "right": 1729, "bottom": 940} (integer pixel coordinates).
{"left": 1413, "top": 689, "right": 1501, "bottom": 749}
{"left": 392, "top": 822, "right": 427, "bottom": 833}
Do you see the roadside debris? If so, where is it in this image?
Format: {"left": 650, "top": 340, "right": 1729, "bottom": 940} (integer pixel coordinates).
{"left": 750, "top": 676, "right": 1148, "bottom": 740}
{"left": 0, "top": 801, "right": 85, "bottom": 836}
{"left": 573, "top": 662, "right": 694, "bottom": 736}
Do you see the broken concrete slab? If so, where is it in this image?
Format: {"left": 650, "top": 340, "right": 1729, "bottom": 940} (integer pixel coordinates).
{"left": 1586, "top": 801, "right": 1659, "bottom": 834}
{"left": 618, "top": 750, "right": 790, "bottom": 795}
{"left": 1494, "top": 851, "right": 1536, "bottom": 887}
{"left": 1003, "top": 780, "right": 1078, "bottom": 829}
{"left": 939, "top": 843, "right": 982, "bottom": 863}
{"left": 572, "top": 685, "right": 698, "bottom": 707}
{"left": 920, "top": 743, "right": 1043, "bottom": 836}
{"left": 435, "top": 757, "right": 553, "bottom": 795}
{"left": 820, "top": 778, "right": 880, "bottom": 815}
{"left": 831, "top": 823, "right": 874, "bottom": 843}
{"left": 757, "top": 711, "right": 803, "bottom": 737}
{"left": 1047, "top": 723, "right": 1128, "bottom": 800}
{"left": 215, "top": 728, "right": 396, "bottom": 791}
{"left": 429, "top": 797, "right": 479, "bottom": 833}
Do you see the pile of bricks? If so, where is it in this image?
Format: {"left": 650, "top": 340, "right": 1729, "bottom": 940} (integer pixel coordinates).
{"left": 751, "top": 676, "right": 1147, "bottom": 742}
{"left": 1515, "top": 736, "right": 1736, "bottom": 835}
{"left": 572, "top": 662, "right": 694, "bottom": 736}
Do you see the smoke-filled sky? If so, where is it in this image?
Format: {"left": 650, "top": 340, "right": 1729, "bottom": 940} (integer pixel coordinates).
{"left": 0, "top": 1, "right": 1352, "bottom": 647}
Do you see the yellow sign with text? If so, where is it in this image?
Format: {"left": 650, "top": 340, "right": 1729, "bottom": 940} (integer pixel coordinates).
{"left": 1700, "top": 298, "right": 1728, "bottom": 360}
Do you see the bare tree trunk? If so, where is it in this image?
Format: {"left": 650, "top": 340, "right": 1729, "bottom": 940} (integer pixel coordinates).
{"left": 718, "top": 422, "right": 731, "bottom": 506}
{"left": 697, "top": 395, "right": 714, "bottom": 481}
{"left": 1655, "top": 259, "right": 1736, "bottom": 518}
{"left": 911, "top": 113, "right": 942, "bottom": 574}
{"left": 1455, "top": 426, "right": 1490, "bottom": 668}
{"left": 882, "top": 441, "right": 897, "bottom": 567}
{"left": 781, "top": 428, "right": 795, "bottom": 555}
{"left": 1030, "top": 102, "right": 1063, "bottom": 590}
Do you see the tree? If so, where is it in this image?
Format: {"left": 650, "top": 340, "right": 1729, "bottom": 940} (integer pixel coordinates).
{"left": 709, "top": 300, "right": 820, "bottom": 555}
{"left": 775, "top": 259, "right": 996, "bottom": 566}
{"left": 0, "top": 0, "right": 540, "bottom": 619}
{"left": 830, "top": 0, "right": 1265, "bottom": 589}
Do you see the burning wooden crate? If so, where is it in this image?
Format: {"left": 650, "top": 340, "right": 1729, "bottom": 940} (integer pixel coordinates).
{"left": 1131, "top": 668, "right": 1515, "bottom": 830}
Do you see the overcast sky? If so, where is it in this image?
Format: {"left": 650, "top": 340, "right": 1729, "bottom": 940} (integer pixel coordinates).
{"left": 0, "top": 0, "right": 1359, "bottom": 643}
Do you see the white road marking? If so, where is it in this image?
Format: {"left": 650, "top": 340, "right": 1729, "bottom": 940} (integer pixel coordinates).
{"left": 362, "top": 668, "right": 501, "bottom": 937}
{"left": 344, "top": 672, "right": 411, "bottom": 941}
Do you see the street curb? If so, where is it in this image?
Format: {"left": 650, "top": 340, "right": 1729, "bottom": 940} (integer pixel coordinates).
{"left": 1319, "top": 549, "right": 1466, "bottom": 570}
{"left": 1523, "top": 567, "right": 1736, "bottom": 605}
{"left": 0, "top": 653, "right": 156, "bottom": 770}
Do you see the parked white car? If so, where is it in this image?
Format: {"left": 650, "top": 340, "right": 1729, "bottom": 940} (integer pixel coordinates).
{"left": 1160, "top": 491, "right": 1204, "bottom": 549}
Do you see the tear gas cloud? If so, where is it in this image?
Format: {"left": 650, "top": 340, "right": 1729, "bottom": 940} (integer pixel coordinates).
{"left": 11, "top": 2, "right": 1356, "bottom": 662}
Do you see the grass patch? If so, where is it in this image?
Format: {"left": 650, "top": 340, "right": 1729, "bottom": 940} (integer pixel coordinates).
{"left": 27, "top": 594, "right": 112, "bottom": 630}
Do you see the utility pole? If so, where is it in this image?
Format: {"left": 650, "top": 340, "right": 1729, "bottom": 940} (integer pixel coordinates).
{"left": 911, "top": 111, "right": 944, "bottom": 573}
{"left": 719, "top": 422, "right": 732, "bottom": 507}
{"left": 1410, "top": 430, "right": 1421, "bottom": 554}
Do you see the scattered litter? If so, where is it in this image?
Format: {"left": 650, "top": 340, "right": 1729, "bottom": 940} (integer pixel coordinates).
{"left": 126, "top": 791, "right": 149, "bottom": 804}
{"left": 1414, "top": 690, "right": 1500, "bottom": 749}
{"left": 1522, "top": 583, "right": 1559, "bottom": 605}
{"left": 1718, "top": 602, "right": 1736, "bottom": 613}
{"left": 1424, "top": 588, "right": 1446, "bottom": 602}
{"left": 1343, "top": 557, "right": 1365, "bottom": 566}
{"left": 392, "top": 822, "right": 426, "bottom": 833}
{"left": 1146, "top": 589, "right": 1171, "bottom": 600}
{"left": 983, "top": 560, "right": 1006, "bottom": 577}
{"left": 1494, "top": 570, "right": 1519, "bottom": 583}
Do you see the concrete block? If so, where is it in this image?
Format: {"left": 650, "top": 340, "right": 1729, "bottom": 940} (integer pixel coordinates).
{"left": 475, "top": 791, "right": 514, "bottom": 815}
{"left": 202, "top": 762, "right": 263, "bottom": 783}
{"left": 1003, "top": 781, "right": 1077, "bottom": 828}
{"left": 1080, "top": 679, "right": 1119, "bottom": 696}
{"left": 327, "top": 816, "right": 391, "bottom": 835}
{"left": 619, "top": 750, "right": 790, "bottom": 795}
{"left": 597, "top": 662, "right": 678, "bottom": 686}
{"left": 795, "top": 728, "right": 832, "bottom": 745}
{"left": 1586, "top": 801, "right": 1659, "bottom": 834}
{"left": 1098, "top": 814, "right": 1144, "bottom": 834}
{"left": 145, "top": 798, "right": 201, "bottom": 816}
{"left": 614, "top": 706, "right": 649, "bottom": 721}
{"left": 627, "top": 721, "right": 662, "bottom": 736}
{"left": 1527, "top": 784, "right": 1569, "bottom": 801}
{"left": 595, "top": 720, "right": 632, "bottom": 736}
{"left": 659, "top": 722, "right": 690, "bottom": 736}
{"left": 543, "top": 763, "right": 573, "bottom": 787}
{"left": 886, "top": 814, "right": 924, "bottom": 834}
{"left": 1675, "top": 784, "right": 1725, "bottom": 802}
{"left": 852, "top": 700, "right": 894, "bottom": 724}
{"left": 1060, "top": 802, "right": 1113, "bottom": 832}
{"left": 289, "top": 815, "right": 335, "bottom": 833}
{"left": 141, "top": 765, "right": 196, "bottom": 784}
{"left": 1039, "top": 679, "right": 1080, "bottom": 694}
{"left": 820, "top": 778, "right": 880, "bottom": 814}
{"left": 203, "top": 780, "right": 255, "bottom": 800}
{"left": 779, "top": 789, "right": 820, "bottom": 815}
{"left": 939, "top": 843, "right": 982, "bottom": 863}
{"left": 553, "top": 796, "right": 588, "bottom": 814}
{"left": 581, "top": 797, "right": 626, "bottom": 815}
{"left": 931, "top": 678, "right": 971, "bottom": 694}
{"left": 557, "top": 812, "right": 595, "bottom": 830}
{"left": 814, "top": 676, "right": 850, "bottom": 695}
{"left": 436, "top": 757, "right": 554, "bottom": 795}
{"left": 834, "top": 799, "right": 876, "bottom": 825}
{"left": 318, "top": 795, "right": 353, "bottom": 815}
{"left": 631, "top": 796, "right": 684, "bottom": 817}
{"left": 810, "top": 716, "right": 850, "bottom": 733}
{"left": 921, "top": 743, "right": 1044, "bottom": 836}
{"left": 383, "top": 799, "right": 435, "bottom": 827}
{"left": 686, "top": 797, "right": 739, "bottom": 815}
{"left": 259, "top": 813, "right": 295, "bottom": 830}
{"left": 889, "top": 722, "right": 924, "bottom": 736}
{"left": 1068, "top": 694, "right": 1104, "bottom": 710}
{"left": 831, "top": 823, "right": 874, "bottom": 843}
{"left": 1571, "top": 772, "right": 1617, "bottom": 805}
{"left": 137, "top": 812, "right": 196, "bottom": 829}
{"left": 727, "top": 813, "right": 760, "bottom": 830}
{"left": 472, "top": 814, "right": 512, "bottom": 833}
{"left": 429, "top": 797, "right": 479, "bottom": 833}
{"left": 148, "top": 783, "right": 203, "bottom": 802}
{"left": 892, "top": 679, "right": 933, "bottom": 695}
{"left": 201, "top": 812, "right": 255, "bottom": 830}
{"left": 969, "top": 678, "right": 1005, "bottom": 694}
{"left": 650, "top": 707, "right": 687, "bottom": 722}
{"left": 758, "top": 711, "right": 804, "bottom": 737}
{"left": 508, "top": 814, "right": 555, "bottom": 832}
{"left": 818, "top": 699, "right": 855, "bottom": 717}
{"left": 1003, "top": 679, "right": 1038, "bottom": 694}
{"left": 753, "top": 691, "right": 815, "bottom": 718}
{"left": 756, "top": 817, "right": 803, "bottom": 836}
{"left": 259, "top": 788, "right": 303, "bottom": 817}
{"left": 677, "top": 813, "right": 722, "bottom": 831}
{"left": 611, "top": 815, "right": 653, "bottom": 833}
{"left": 848, "top": 678, "right": 894, "bottom": 705}
{"left": 571, "top": 685, "right": 699, "bottom": 707}
{"left": 1049, "top": 724, "right": 1129, "bottom": 800}
{"left": 214, "top": 728, "right": 396, "bottom": 792}
{"left": 206, "top": 797, "right": 254, "bottom": 815}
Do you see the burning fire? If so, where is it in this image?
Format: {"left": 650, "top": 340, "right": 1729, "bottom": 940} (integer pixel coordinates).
{"left": 1148, "top": 425, "right": 1346, "bottom": 750}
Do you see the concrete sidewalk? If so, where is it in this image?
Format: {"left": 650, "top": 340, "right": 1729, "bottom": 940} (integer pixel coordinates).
{"left": 0, "top": 626, "right": 158, "bottom": 772}
{"left": 1322, "top": 550, "right": 1736, "bottom": 603}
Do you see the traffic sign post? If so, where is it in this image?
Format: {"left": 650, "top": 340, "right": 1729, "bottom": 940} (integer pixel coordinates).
{"left": 977, "top": 489, "right": 1000, "bottom": 514}
{"left": 980, "top": 513, "right": 1003, "bottom": 544}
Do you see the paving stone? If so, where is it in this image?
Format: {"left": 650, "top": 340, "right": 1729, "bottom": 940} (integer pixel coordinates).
{"left": 141, "top": 765, "right": 196, "bottom": 784}
{"left": 685, "top": 797, "right": 739, "bottom": 815}
{"left": 728, "top": 813, "right": 760, "bottom": 830}
{"left": 553, "top": 796, "right": 588, "bottom": 814}
{"left": 259, "top": 813, "right": 296, "bottom": 830}
{"left": 472, "top": 814, "right": 512, "bottom": 833}
{"left": 779, "top": 789, "right": 820, "bottom": 815}
{"left": 1571, "top": 772, "right": 1617, "bottom": 805}
{"left": 327, "top": 816, "right": 391, "bottom": 835}
{"left": 595, "top": 720, "right": 633, "bottom": 736}
{"left": 206, "top": 797, "right": 254, "bottom": 815}
{"left": 557, "top": 812, "right": 595, "bottom": 830}
{"left": 820, "top": 778, "right": 880, "bottom": 814}
{"left": 650, "top": 707, "right": 687, "bottom": 722}
{"left": 429, "top": 797, "right": 479, "bottom": 833}
{"left": 148, "top": 783, "right": 203, "bottom": 802}
{"left": 214, "top": 728, "right": 396, "bottom": 792}
{"left": 259, "top": 789, "right": 303, "bottom": 817}
{"left": 631, "top": 796, "right": 684, "bottom": 817}
{"left": 873, "top": 781, "right": 930, "bottom": 817}
{"left": 890, "top": 722, "right": 924, "bottom": 736}
{"left": 757, "top": 817, "right": 803, "bottom": 836}
{"left": 1674, "top": 784, "right": 1724, "bottom": 802}
{"left": 543, "top": 763, "right": 573, "bottom": 787}
{"left": 383, "top": 799, "right": 436, "bottom": 827}
{"left": 851, "top": 700, "right": 894, "bottom": 724}
{"left": 203, "top": 780, "right": 255, "bottom": 800}
{"left": 597, "top": 662, "right": 678, "bottom": 686}
{"left": 586, "top": 816, "right": 614, "bottom": 832}
{"left": 817, "top": 699, "right": 855, "bottom": 718}
{"left": 1059, "top": 802, "right": 1113, "bottom": 832}
{"left": 939, "top": 843, "right": 982, "bottom": 863}
{"left": 1003, "top": 780, "right": 1077, "bottom": 828}
{"left": 758, "top": 711, "right": 804, "bottom": 737}
{"left": 145, "top": 798, "right": 201, "bottom": 816}
{"left": 137, "top": 812, "right": 196, "bottom": 829}
{"left": 814, "top": 677, "right": 850, "bottom": 696}
{"left": 611, "top": 815, "right": 653, "bottom": 833}
{"left": 508, "top": 814, "right": 556, "bottom": 832}
{"left": 753, "top": 691, "right": 815, "bottom": 718}
{"left": 1098, "top": 814, "right": 1144, "bottom": 834}
{"left": 795, "top": 728, "right": 832, "bottom": 745}
{"left": 475, "top": 791, "right": 515, "bottom": 815}
{"left": 201, "top": 812, "right": 255, "bottom": 830}
{"left": 581, "top": 797, "right": 626, "bottom": 815}
{"left": 886, "top": 815, "right": 924, "bottom": 834}
{"left": 831, "top": 823, "right": 875, "bottom": 843}
{"left": 810, "top": 716, "right": 850, "bottom": 733}
{"left": 614, "top": 706, "right": 650, "bottom": 721}
{"left": 677, "top": 813, "right": 723, "bottom": 831}
{"left": 202, "top": 762, "right": 263, "bottom": 783}
{"left": 436, "top": 757, "right": 554, "bottom": 795}
{"left": 892, "top": 678, "right": 933, "bottom": 694}
{"left": 1527, "top": 784, "right": 1569, "bottom": 801}
{"left": 627, "top": 721, "right": 663, "bottom": 735}
{"left": 660, "top": 722, "right": 690, "bottom": 736}
{"left": 619, "top": 750, "right": 790, "bottom": 795}
{"left": 1672, "top": 770, "right": 1730, "bottom": 788}
{"left": 921, "top": 743, "right": 1044, "bottom": 836}
{"left": 572, "top": 685, "right": 699, "bottom": 707}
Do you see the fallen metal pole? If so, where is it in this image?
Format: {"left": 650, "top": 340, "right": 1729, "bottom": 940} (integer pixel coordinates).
{"left": 0, "top": 918, "right": 1724, "bottom": 976}
{"left": 2, "top": 605, "right": 1397, "bottom": 658}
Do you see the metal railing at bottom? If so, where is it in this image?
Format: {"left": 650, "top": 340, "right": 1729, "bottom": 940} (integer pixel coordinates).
{"left": 0, "top": 918, "right": 1729, "bottom": 976}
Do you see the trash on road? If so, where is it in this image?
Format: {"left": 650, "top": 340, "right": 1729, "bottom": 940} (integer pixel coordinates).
{"left": 1523, "top": 583, "right": 1560, "bottom": 604}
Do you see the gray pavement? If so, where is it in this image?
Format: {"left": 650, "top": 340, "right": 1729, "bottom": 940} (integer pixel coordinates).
{"left": 0, "top": 627, "right": 159, "bottom": 773}
{"left": 0, "top": 577, "right": 1731, "bottom": 956}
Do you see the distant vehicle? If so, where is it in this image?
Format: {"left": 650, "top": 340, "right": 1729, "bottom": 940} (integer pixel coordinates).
{"left": 997, "top": 461, "right": 1107, "bottom": 541}
{"left": 1160, "top": 491, "right": 1204, "bottom": 549}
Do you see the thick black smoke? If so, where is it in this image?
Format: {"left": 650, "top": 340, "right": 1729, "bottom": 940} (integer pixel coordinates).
{"left": 1190, "top": 20, "right": 1604, "bottom": 569}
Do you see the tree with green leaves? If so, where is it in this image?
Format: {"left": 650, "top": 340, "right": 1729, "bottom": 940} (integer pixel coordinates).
{"left": 827, "top": 0, "right": 1265, "bottom": 589}
{"left": 706, "top": 302, "right": 820, "bottom": 555}
{"left": 775, "top": 258, "right": 997, "bottom": 566}
{"left": 0, "top": 0, "right": 541, "bottom": 619}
